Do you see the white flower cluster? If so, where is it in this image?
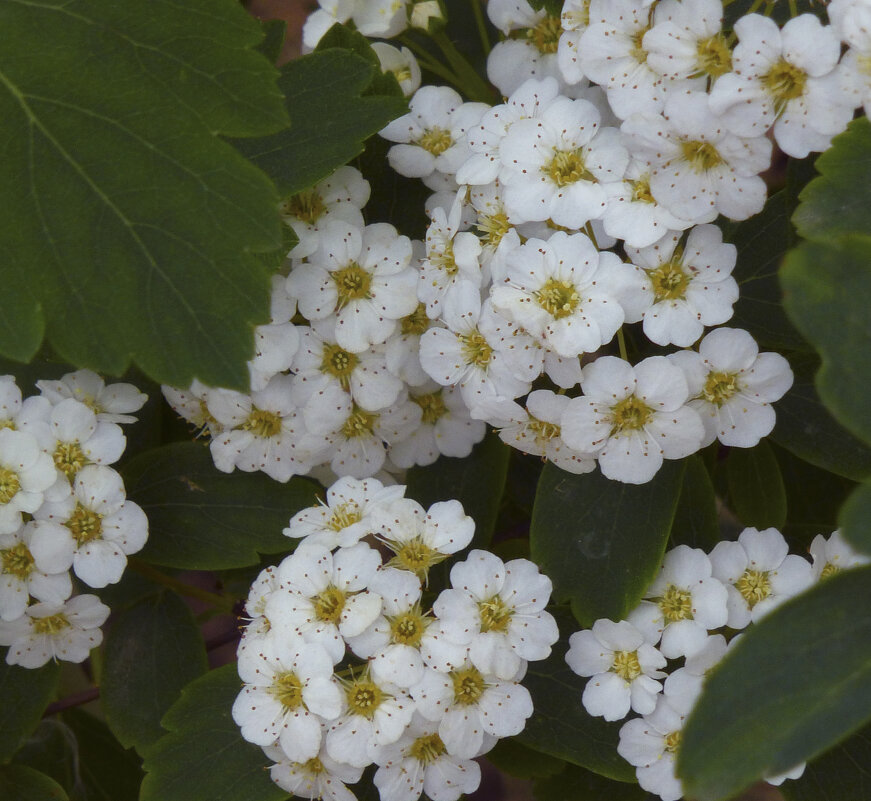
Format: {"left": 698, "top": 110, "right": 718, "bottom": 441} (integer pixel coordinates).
{"left": 232, "top": 476, "right": 559, "bottom": 801}
{"left": 0, "top": 371, "right": 148, "bottom": 668}
{"left": 565, "top": 528, "right": 870, "bottom": 800}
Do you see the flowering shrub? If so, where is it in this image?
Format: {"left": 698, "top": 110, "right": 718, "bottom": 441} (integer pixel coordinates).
{"left": 1, "top": 0, "right": 870, "bottom": 799}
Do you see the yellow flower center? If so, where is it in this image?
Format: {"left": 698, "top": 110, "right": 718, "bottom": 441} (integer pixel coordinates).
{"left": 631, "top": 176, "right": 655, "bottom": 203}
{"left": 67, "top": 503, "right": 104, "bottom": 546}
{"left": 271, "top": 671, "right": 305, "bottom": 710}
{"left": 527, "top": 15, "right": 562, "bottom": 54}
{"left": 418, "top": 127, "right": 453, "bottom": 156}
{"left": 696, "top": 34, "right": 732, "bottom": 78}
{"left": 430, "top": 241, "right": 459, "bottom": 276}
{"left": 333, "top": 263, "right": 373, "bottom": 306}
{"left": 610, "top": 395, "right": 653, "bottom": 436}
{"left": 735, "top": 569, "right": 771, "bottom": 608}
{"left": 243, "top": 407, "right": 283, "bottom": 439}
{"left": 54, "top": 441, "right": 87, "bottom": 481}
{"left": 702, "top": 371, "right": 740, "bottom": 406}
{"left": 401, "top": 303, "right": 430, "bottom": 336}
{"left": 341, "top": 407, "right": 378, "bottom": 440}
{"left": 313, "top": 585, "right": 346, "bottom": 624}
{"left": 664, "top": 730, "right": 682, "bottom": 754}
{"left": 460, "top": 331, "right": 493, "bottom": 368}
{"left": 648, "top": 254, "right": 690, "bottom": 302}
{"left": 477, "top": 211, "right": 511, "bottom": 249}
{"left": 327, "top": 502, "right": 362, "bottom": 531}
{"left": 409, "top": 732, "right": 447, "bottom": 764}
{"left": 281, "top": 189, "right": 327, "bottom": 225}
{"left": 303, "top": 757, "right": 326, "bottom": 775}
{"left": 388, "top": 537, "right": 445, "bottom": 578}
{"left": 389, "top": 607, "right": 429, "bottom": 647}
{"left": 630, "top": 27, "right": 650, "bottom": 64}
{"left": 1, "top": 542, "right": 35, "bottom": 579}
{"left": 346, "top": 678, "right": 385, "bottom": 718}
{"left": 321, "top": 344, "right": 359, "bottom": 389}
{"left": 528, "top": 417, "right": 561, "bottom": 447}
{"left": 451, "top": 666, "right": 487, "bottom": 705}
{"left": 478, "top": 595, "right": 512, "bottom": 633}
{"left": 658, "top": 584, "right": 693, "bottom": 623}
{"left": 612, "top": 650, "right": 642, "bottom": 682}
{"left": 0, "top": 467, "right": 21, "bottom": 504}
{"left": 545, "top": 149, "right": 594, "bottom": 187}
{"left": 680, "top": 140, "right": 723, "bottom": 172}
{"left": 412, "top": 391, "right": 448, "bottom": 425}
{"left": 32, "top": 613, "right": 71, "bottom": 635}
{"left": 820, "top": 562, "right": 840, "bottom": 580}
{"left": 536, "top": 278, "right": 580, "bottom": 319}
{"left": 762, "top": 58, "right": 807, "bottom": 113}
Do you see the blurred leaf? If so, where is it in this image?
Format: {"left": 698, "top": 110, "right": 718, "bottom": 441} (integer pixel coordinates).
{"left": 781, "top": 236, "right": 871, "bottom": 446}
{"left": 486, "top": 738, "right": 566, "bottom": 780}
{"left": 530, "top": 461, "right": 685, "bottom": 626}
{"left": 670, "top": 455, "right": 720, "bottom": 551}
{"left": 533, "top": 763, "right": 648, "bottom": 801}
{"left": 725, "top": 441, "right": 788, "bottom": 529}
{"left": 405, "top": 432, "right": 511, "bottom": 550}
{"left": 11, "top": 719, "right": 81, "bottom": 799}
{"left": 840, "top": 481, "right": 871, "bottom": 556}
{"left": 0, "top": 658, "right": 60, "bottom": 762}
{"left": 678, "top": 565, "right": 871, "bottom": 801}
{"left": 102, "top": 591, "right": 208, "bottom": 753}
{"left": 123, "top": 442, "right": 319, "bottom": 570}
{"left": 258, "top": 19, "right": 286, "bottom": 63}
{"left": 140, "top": 664, "right": 288, "bottom": 801}
{"left": 0, "top": 764, "right": 68, "bottom": 800}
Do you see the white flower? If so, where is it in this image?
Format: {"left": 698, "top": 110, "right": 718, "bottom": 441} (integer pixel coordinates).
{"left": 37, "top": 370, "right": 147, "bottom": 425}
{"left": 709, "top": 527, "right": 814, "bottom": 629}
{"left": 160, "top": 380, "right": 220, "bottom": 438}
{"left": 372, "top": 43, "right": 422, "bottom": 97}
{"left": 809, "top": 529, "right": 871, "bottom": 581}
{"left": 0, "top": 594, "right": 109, "bottom": 668}
{"left": 486, "top": 20, "right": 566, "bottom": 98}
{"left": 249, "top": 320, "right": 299, "bottom": 393}
{"left": 265, "top": 742, "right": 363, "bottom": 801}
{"left": 561, "top": 356, "right": 704, "bottom": 485}
{"left": 662, "top": 632, "right": 728, "bottom": 708}
{"left": 354, "top": 0, "right": 409, "bottom": 39}
{"left": 0, "top": 428, "right": 57, "bottom": 535}
{"left": 668, "top": 327, "right": 793, "bottom": 448}
{"left": 0, "top": 376, "right": 22, "bottom": 429}
{"left": 558, "top": 0, "right": 593, "bottom": 86}
{"left": 233, "top": 635, "right": 342, "bottom": 761}
{"left": 830, "top": 0, "right": 871, "bottom": 118}
{"left": 629, "top": 545, "right": 728, "bottom": 658}
{"left": 434, "top": 550, "right": 558, "bottom": 679}
{"left": 566, "top": 619, "right": 666, "bottom": 721}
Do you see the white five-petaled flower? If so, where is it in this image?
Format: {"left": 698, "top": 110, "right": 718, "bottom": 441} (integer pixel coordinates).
{"left": 37, "top": 369, "right": 147, "bottom": 425}
{"left": 0, "top": 428, "right": 57, "bottom": 535}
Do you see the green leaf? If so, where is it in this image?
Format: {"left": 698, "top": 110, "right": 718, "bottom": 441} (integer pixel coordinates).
{"left": 102, "top": 591, "right": 208, "bottom": 753}
{"left": 140, "top": 664, "right": 288, "bottom": 801}
{"left": 781, "top": 236, "right": 871, "bottom": 446}
{"left": 792, "top": 117, "right": 871, "bottom": 242}
{"left": 516, "top": 627, "right": 636, "bottom": 782}
{"left": 235, "top": 49, "right": 407, "bottom": 198}
{"left": 122, "top": 442, "right": 320, "bottom": 570}
{"left": 839, "top": 480, "right": 871, "bottom": 556}
{"left": 724, "top": 441, "right": 787, "bottom": 529}
{"left": 258, "top": 19, "right": 287, "bottom": 64}
{"left": 0, "top": 658, "right": 60, "bottom": 762}
{"left": 0, "top": 0, "right": 289, "bottom": 390}
{"left": 0, "top": 765, "right": 68, "bottom": 801}
{"left": 670, "top": 455, "right": 720, "bottom": 551}
{"left": 722, "top": 190, "right": 806, "bottom": 350}
{"left": 526, "top": 0, "right": 565, "bottom": 17}
{"left": 530, "top": 461, "right": 685, "bottom": 627}
{"left": 11, "top": 719, "right": 80, "bottom": 798}
{"left": 781, "top": 723, "right": 871, "bottom": 801}
{"left": 678, "top": 564, "right": 871, "bottom": 801}
{"left": 771, "top": 363, "right": 871, "bottom": 482}
{"left": 315, "top": 24, "right": 404, "bottom": 98}
{"left": 405, "top": 432, "right": 511, "bottom": 550}
{"left": 533, "top": 763, "right": 648, "bottom": 801}
{"left": 486, "top": 738, "right": 566, "bottom": 780}
{"left": 64, "top": 709, "right": 143, "bottom": 801}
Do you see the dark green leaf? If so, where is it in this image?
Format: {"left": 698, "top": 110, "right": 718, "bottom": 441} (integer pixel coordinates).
{"left": 724, "top": 0, "right": 824, "bottom": 27}
{"left": 140, "top": 664, "right": 288, "bottom": 801}
{"left": 0, "top": 764, "right": 68, "bottom": 800}
{"left": 64, "top": 709, "right": 143, "bottom": 801}
{"left": 781, "top": 236, "right": 871, "bottom": 446}
{"left": 781, "top": 723, "right": 871, "bottom": 801}
{"left": 678, "top": 565, "right": 871, "bottom": 801}
{"left": 530, "top": 461, "right": 685, "bottom": 626}
{"left": 235, "top": 49, "right": 407, "bottom": 198}
{"left": 102, "top": 591, "right": 208, "bottom": 753}
{"left": 258, "top": 19, "right": 287, "bottom": 63}
{"left": 486, "top": 738, "right": 566, "bottom": 780}
{"left": 405, "top": 432, "right": 511, "bottom": 550}
{"left": 316, "top": 24, "right": 404, "bottom": 98}
{"left": 526, "top": 0, "right": 565, "bottom": 17}
{"left": 722, "top": 190, "right": 806, "bottom": 350}
{"left": 11, "top": 719, "right": 81, "bottom": 799}
{"left": 0, "top": 658, "right": 59, "bottom": 762}
{"left": 792, "top": 117, "right": 871, "bottom": 242}
{"left": 122, "top": 442, "right": 320, "bottom": 570}
{"left": 517, "top": 628, "right": 636, "bottom": 782}
{"left": 725, "top": 441, "right": 787, "bottom": 529}
{"left": 839, "top": 480, "right": 871, "bottom": 556}
{"left": 0, "top": 0, "right": 288, "bottom": 389}
{"left": 670, "top": 455, "right": 720, "bottom": 551}
{"left": 533, "top": 763, "right": 648, "bottom": 801}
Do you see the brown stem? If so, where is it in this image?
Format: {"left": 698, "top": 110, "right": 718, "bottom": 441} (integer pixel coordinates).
{"left": 43, "top": 686, "right": 100, "bottom": 717}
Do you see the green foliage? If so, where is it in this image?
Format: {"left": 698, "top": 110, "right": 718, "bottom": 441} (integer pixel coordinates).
{"left": 839, "top": 481, "right": 871, "bottom": 555}
{"left": 526, "top": 0, "right": 565, "bottom": 17}
{"left": 101, "top": 591, "right": 208, "bottom": 753}
{"left": 0, "top": 658, "right": 59, "bottom": 762}
{"left": 725, "top": 441, "right": 788, "bottom": 529}
{"left": 405, "top": 433, "right": 511, "bottom": 550}
{"left": 122, "top": 442, "right": 320, "bottom": 570}
{"left": 258, "top": 20, "right": 287, "bottom": 63}
{"left": 485, "top": 738, "right": 566, "bottom": 780}
{"left": 678, "top": 565, "right": 871, "bottom": 801}
{"left": 0, "top": 0, "right": 288, "bottom": 390}
{"left": 140, "top": 664, "right": 288, "bottom": 801}
{"left": 0, "top": 764, "right": 69, "bottom": 801}
{"left": 670, "top": 455, "right": 720, "bottom": 551}
{"left": 316, "top": 24, "right": 405, "bottom": 98}
{"left": 530, "top": 461, "right": 685, "bottom": 626}
{"left": 234, "top": 49, "right": 406, "bottom": 199}
{"left": 11, "top": 719, "right": 80, "bottom": 797}
{"left": 533, "top": 763, "right": 650, "bottom": 801}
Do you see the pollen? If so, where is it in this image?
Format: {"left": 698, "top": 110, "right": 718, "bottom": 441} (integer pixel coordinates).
{"left": 648, "top": 253, "right": 691, "bottom": 302}
{"left": 346, "top": 677, "right": 385, "bottom": 718}
{"left": 271, "top": 671, "right": 305, "bottom": 710}
{"left": 409, "top": 732, "right": 447, "bottom": 764}
{"left": 243, "top": 407, "right": 283, "bottom": 438}
{"left": 735, "top": 568, "right": 771, "bottom": 608}
{"left": 609, "top": 395, "right": 653, "bottom": 436}
{"left": 664, "top": 730, "right": 682, "bottom": 754}
{"left": 528, "top": 417, "right": 561, "bottom": 447}
{"left": 341, "top": 406, "right": 378, "bottom": 440}
{"left": 545, "top": 149, "right": 594, "bottom": 187}
{"left": 536, "top": 278, "right": 581, "bottom": 319}
{"left": 412, "top": 391, "right": 448, "bottom": 425}
{"left": 430, "top": 241, "right": 459, "bottom": 276}
{"left": 388, "top": 537, "right": 445, "bottom": 578}
{"left": 478, "top": 595, "right": 513, "bottom": 633}
{"left": 32, "top": 613, "right": 71, "bottom": 635}
{"left": 527, "top": 15, "right": 562, "bottom": 55}
{"left": 612, "top": 649, "right": 642, "bottom": 682}
{"left": 281, "top": 189, "right": 327, "bottom": 225}
{"left": 327, "top": 502, "right": 362, "bottom": 531}
{"left": 401, "top": 303, "right": 431, "bottom": 336}
{"left": 762, "top": 58, "right": 807, "bottom": 113}
{"left": 451, "top": 666, "right": 487, "bottom": 705}
{"left": 1, "top": 542, "right": 35, "bottom": 579}
{"left": 313, "top": 585, "right": 346, "bottom": 624}
{"left": 658, "top": 584, "right": 693, "bottom": 623}
{"left": 388, "top": 607, "right": 429, "bottom": 647}
{"left": 696, "top": 34, "right": 732, "bottom": 78}
{"left": 631, "top": 176, "right": 655, "bottom": 204}
{"left": 460, "top": 331, "right": 493, "bottom": 368}
{"left": 333, "top": 263, "right": 373, "bottom": 306}
{"left": 67, "top": 503, "right": 104, "bottom": 546}
{"left": 0, "top": 467, "right": 21, "bottom": 504}
{"left": 680, "top": 140, "right": 723, "bottom": 172}
{"left": 53, "top": 441, "right": 87, "bottom": 481}
{"left": 321, "top": 344, "right": 359, "bottom": 389}
{"left": 477, "top": 211, "right": 512, "bottom": 249}
{"left": 418, "top": 127, "right": 453, "bottom": 156}
{"left": 702, "top": 371, "right": 740, "bottom": 406}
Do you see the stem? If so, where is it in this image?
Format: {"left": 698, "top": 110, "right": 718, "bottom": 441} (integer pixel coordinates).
{"left": 430, "top": 29, "right": 498, "bottom": 103}
{"left": 617, "top": 328, "right": 629, "bottom": 362}
{"left": 128, "top": 559, "right": 236, "bottom": 614}
{"left": 398, "top": 35, "right": 465, "bottom": 90}
{"left": 44, "top": 687, "right": 100, "bottom": 717}
{"left": 470, "top": 0, "right": 492, "bottom": 55}
{"left": 584, "top": 221, "right": 599, "bottom": 248}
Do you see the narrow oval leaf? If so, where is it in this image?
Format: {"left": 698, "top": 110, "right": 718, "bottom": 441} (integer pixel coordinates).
{"left": 530, "top": 461, "right": 685, "bottom": 626}
{"left": 0, "top": 658, "right": 59, "bottom": 762}
{"left": 781, "top": 236, "right": 871, "bottom": 446}
{"left": 405, "top": 433, "right": 510, "bottom": 550}
{"left": 671, "top": 455, "right": 720, "bottom": 551}
{"left": 725, "top": 441, "right": 788, "bottom": 529}
{"left": 140, "top": 664, "right": 288, "bottom": 801}
{"left": 839, "top": 480, "right": 871, "bottom": 556}
{"left": 102, "top": 591, "right": 208, "bottom": 753}
{"left": 678, "top": 565, "right": 871, "bottom": 801}
{"left": 122, "top": 442, "right": 320, "bottom": 570}
{"left": 0, "top": 764, "right": 68, "bottom": 800}
{"left": 0, "top": 0, "right": 288, "bottom": 389}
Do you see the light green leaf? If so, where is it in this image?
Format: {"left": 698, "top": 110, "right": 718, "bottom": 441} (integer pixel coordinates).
{"left": 725, "top": 441, "right": 787, "bottom": 529}
{"left": 533, "top": 763, "right": 648, "bottom": 801}
{"left": 235, "top": 49, "right": 406, "bottom": 198}
{"left": 140, "top": 664, "right": 288, "bottom": 801}
{"left": 678, "top": 565, "right": 871, "bottom": 801}
{"left": 122, "top": 442, "right": 320, "bottom": 570}
{"left": 0, "top": 765, "right": 68, "bottom": 801}
{"left": 530, "top": 461, "right": 685, "bottom": 626}
{"left": 781, "top": 236, "right": 871, "bottom": 446}
{"left": 405, "top": 433, "right": 511, "bottom": 550}
{"left": 0, "top": 658, "right": 59, "bottom": 762}
{"left": 839, "top": 480, "right": 871, "bottom": 556}
{"left": 486, "top": 738, "right": 566, "bottom": 780}
{"left": 670, "top": 455, "right": 720, "bottom": 551}
{"left": 101, "top": 591, "right": 208, "bottom": 753}
{"left": 0, "top": 0, "right": 289, "bottom": 390}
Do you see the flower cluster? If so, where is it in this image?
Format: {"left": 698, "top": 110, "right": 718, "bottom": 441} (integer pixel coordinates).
{"left": 565, "top": 528, "right": 870, "bottom": 800}
{"left": 0, "top": 371, "right": 148, "bottom": 668}
{"left": 232, "top": 476, "right": 559, "bottom": 801}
